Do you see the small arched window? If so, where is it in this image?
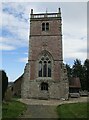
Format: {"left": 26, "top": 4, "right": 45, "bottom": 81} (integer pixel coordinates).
{"left": 41, "top": 82, "right": 48, "bottom": 91}
{"left": 42, "top": 23, "right": 45, "bottom": 31}
{"left": 38, "top": 54, "right": 52, "bottom": 77}
{"left": 46, "top": 23, "right": 49, "bottom": 31}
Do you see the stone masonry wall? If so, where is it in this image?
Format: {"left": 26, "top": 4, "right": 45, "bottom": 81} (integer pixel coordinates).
{"left": 21, "top": 63, "right": 30, "bottom": 98}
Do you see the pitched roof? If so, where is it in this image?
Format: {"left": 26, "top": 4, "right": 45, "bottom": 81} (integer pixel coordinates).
{"left": 14, "top": 74, "right": 23, "bottom": 84}
{"left": 69, "top": 77, "right": 81, "bottom": 88}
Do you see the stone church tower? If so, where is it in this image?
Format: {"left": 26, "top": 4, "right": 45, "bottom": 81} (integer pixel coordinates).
{"left": 21, "top": 8, "right": 69, "bottom": 100}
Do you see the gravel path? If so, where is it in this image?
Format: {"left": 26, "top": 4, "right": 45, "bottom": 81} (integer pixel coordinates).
{"left": 20, "top": 105, "right": 58, "bottom": 118}
{"left": 18, "top": 97, "right": 88, "bottom": 118}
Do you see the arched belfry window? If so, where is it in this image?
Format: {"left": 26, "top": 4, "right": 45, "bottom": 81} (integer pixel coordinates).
{"left": 38, "top": 53, "right": 52, "bottom": 77}
{"left": 42, "top": 22, "right": 49, "bottom": 31}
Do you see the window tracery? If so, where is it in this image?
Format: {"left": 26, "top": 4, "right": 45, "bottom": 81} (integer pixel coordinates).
{"left": 38, "top": 54, "right": 51, "bottom": 77}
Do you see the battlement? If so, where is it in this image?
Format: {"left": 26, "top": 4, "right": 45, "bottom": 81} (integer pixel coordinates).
{"left": 30, "top": 8, "right": 61, "bottom": 19}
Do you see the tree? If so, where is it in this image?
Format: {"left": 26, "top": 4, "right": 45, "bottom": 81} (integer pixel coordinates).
{"left": 65, "top": 59, "right": 88, "bottom": 91}
{"left": 0, "top": 70, "right": 8, "bottom": 100}
{"left": 72, "top": 59, "right": 85, "bottom": 90}
{"left": 66, "top": 64, "right": 72, "bottom": 79}
{"left": 83, "top": 59, "right": 89, "bottom": 91}
{"left": 72, "top": 59, "right": 82, "bottom": 77}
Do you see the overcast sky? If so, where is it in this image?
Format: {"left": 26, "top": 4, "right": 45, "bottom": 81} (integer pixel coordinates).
{"left": 1, "top": 1, "right": 87, "bottom": 81}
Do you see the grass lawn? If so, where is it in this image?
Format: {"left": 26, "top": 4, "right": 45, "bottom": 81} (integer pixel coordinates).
{"left": 2, "top": 100, "right": 27, "bottom": 118}
{"left": 57, "top": 102, "right": 88, "bottom": 119}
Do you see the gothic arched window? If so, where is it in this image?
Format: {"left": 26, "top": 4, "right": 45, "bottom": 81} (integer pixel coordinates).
{"left": 38, "top": 54, "right": 52, "bottom": 77}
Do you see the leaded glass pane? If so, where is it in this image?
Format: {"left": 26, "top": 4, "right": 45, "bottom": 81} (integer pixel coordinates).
{"left": 39, "top": 61, "right": 42, "bottom": 77}
{"left": 43, "top": 61, "right": 47, "bottom": 77}
{"left": 48, "top": 61, "right": 51, "bottom": 77}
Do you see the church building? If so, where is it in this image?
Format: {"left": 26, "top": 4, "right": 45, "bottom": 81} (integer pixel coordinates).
{"left": 21, "top": 8, "right": 69, "bottom": 100}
